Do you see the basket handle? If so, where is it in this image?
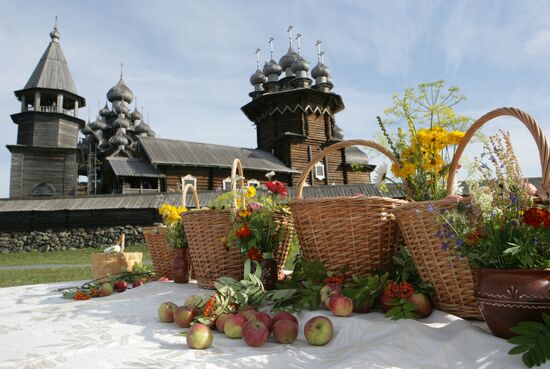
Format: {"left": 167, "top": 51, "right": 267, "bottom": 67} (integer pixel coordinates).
{"left": 295, "top": 139, "right": 401, "bottom": 199}
{"left": 118, "top": 233, "right": 125, "bottom": 254}
{"left": 231, "top": 158, "right": 245, "bottom": 209}
{"left": 445, "top": 107, "right": 550, "bottom": 196}
{"left": 181, "top": 183, "right": 201, "bottom": 209}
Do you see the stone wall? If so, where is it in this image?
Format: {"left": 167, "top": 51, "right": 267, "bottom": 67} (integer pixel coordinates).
{"left": 0, "top": 225, "right": 145, "bottom": 253}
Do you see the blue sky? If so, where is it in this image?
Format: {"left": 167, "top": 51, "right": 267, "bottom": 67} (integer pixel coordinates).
{"left": 1, "top": 0, "right": 549, "bottom": 198}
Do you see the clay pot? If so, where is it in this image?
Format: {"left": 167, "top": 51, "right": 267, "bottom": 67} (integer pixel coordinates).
{"left": 475, "top": 268, "right": 550, "bottom": 339}
{"left": 171, "top": 248, "right": 190, "bottom": 284}
{"left": 250, "top": 254, "right": 278, "bottom": 290}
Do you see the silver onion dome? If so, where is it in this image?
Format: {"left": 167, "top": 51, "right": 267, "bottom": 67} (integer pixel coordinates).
{"left": 250, "top": 68, "right": 267, "bottom": 85}
{"left": 99, "top": 103, "right": 111, "bottom": 117}
{"left": 263, "top": 59, "right": 282, "bottom": 77}
{"left": 311, "top": 62, "right": 331, "bottom": 79}
{"left": 279, "top": 47, "right": 299, "bottom": 74}
{"left": 111, "top": 100, "right": 129, "bottom": 115}
{"left": 291, "top": 56, "right": 310, "bottom": 73}
{"left": 109, "top": 132, "right": 129, "bottom": 147}
{"left": 130, "top": 106, "right": 143, "bottom": 121}
{"left": 50, "top": 27, "right": 60, "bottom": 43}
{"left": 113, "top": 114, "right": 130, "bottom": 129}
{"left": 135, "top": 121, "right": 156, "bottom": 137}
{"left": 81, "top": 123, "right": 94, "bottom": 135}
{"left": 89, "top": 117, "right": 108, "bottom": 131}
{"left": 107, "top": 78, "right": 134, "bottom": 103}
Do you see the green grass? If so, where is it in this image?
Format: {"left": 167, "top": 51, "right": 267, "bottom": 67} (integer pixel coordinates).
{"left": 0, "top": 267, "right": 94, "bottom": 288}
{"left": 0, "top": 243, "right": 151, "bottom": 266}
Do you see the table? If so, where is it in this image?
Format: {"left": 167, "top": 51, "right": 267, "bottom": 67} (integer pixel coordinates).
{"left": 0, "top": 281, "right": 524, "bottom": 368}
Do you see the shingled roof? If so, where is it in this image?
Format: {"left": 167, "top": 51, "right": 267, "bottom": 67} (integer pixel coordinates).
{"left": 139, "top": 137, "right": 298, "bottom": 174}
{"left": 107, "top": 157, "right": 165, "bottom": 178}
{"left": 23, "top": 30, "right": 78, "bottom": 94}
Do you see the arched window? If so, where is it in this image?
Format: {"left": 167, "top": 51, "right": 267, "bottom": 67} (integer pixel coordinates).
{"left": 314, "top": 162, "right": 326, "bottom": 180}
{"left": 181, "top": 174, "right": 197, "bottom": 188}
{"left": 222, "top": 177, "right": 233, "bottom": 191}
{"left": 247, "top": 179, "right": 260, "bottom": 188}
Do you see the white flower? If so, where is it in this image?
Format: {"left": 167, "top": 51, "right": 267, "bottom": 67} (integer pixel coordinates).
{"left": 373, "top": 162, "right": 388, "bottom": 188}
{"left": 265, "top": 171, "right": 275, "bottom": 179}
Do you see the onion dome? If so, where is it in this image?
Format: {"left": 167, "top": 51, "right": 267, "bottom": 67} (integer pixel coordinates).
{"left": 111, "top": 100, "right": 129, "bottom": 115}
{"left": 99, "top": 103, "right": 111, "bottom": 117}
{"left": 89, "top": 117, "right": 108, "bottom": 131}
{"left": 263, "top": 60, "right": 282, "bottom": 77}
{"left": 135, "top": 121, "right": 156, "bottom": 137}
{"left": 250, "top": 68, "right": 267, "bottom": 85}
{"left": 130, "top": 106, "right": 143, "bottom": 121}
{"left": 113, "top": 114, "right": 130, "bottom": 129}
{"left": 279, "top": 47, "right": 299, "bottom": 76}
{"left": 49, "top": 27, "right": 60, "bottom": 43}
{"left": 333, "top": 124, "right": 344, "bottom": 140}
{"left": 109, "top": 132, "right": 129, "bottom": 147}
{"left": 311, "top": 62, "right": 331, "bottom": 80}
{"left": 81, "top": 123, "right": 94, "bottom": 135}
{"left": 291, "top": 56, "right": 310, "bottom": 74}
{"left": 107, "top": 78, "right": 134, "bottom": 103}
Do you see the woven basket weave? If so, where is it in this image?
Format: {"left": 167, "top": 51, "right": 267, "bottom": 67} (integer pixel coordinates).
{"left": 182, "top": 159, "right": 295, "bottom": 289}
{"left": 290, "top": 139, "right": 407, "bottom": 275}
{"left": 143, "top": 226, "right": 176, "bottom": 280}
{"left": 395, "top": 107, "right": 550, "bottom": 319}
{"left": 91, "top": 234, "right": 142, "bottom": 280}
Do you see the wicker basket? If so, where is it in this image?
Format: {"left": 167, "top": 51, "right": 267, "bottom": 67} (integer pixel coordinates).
{"left": 394, "top": 107, "right": 550, "bottom": 319}
{"left": 290, "top": 139, "right": 407, "bottom": 275}
{"left": 91, "top": 234, "right": 143, "bottom": 280}
{"left": 143, "top": 226, "right": 176, "bottom": 280}
{"left": 181, "top": 159, "right": 295, "bottom": 289}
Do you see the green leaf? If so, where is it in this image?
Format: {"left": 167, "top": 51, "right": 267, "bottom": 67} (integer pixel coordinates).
{"left": 508, "top": 345, "right": 529, "bottom": 355}
{"left": 519, "top": 321, "right": 548, "bottom": 333}
{"left": 543, "top": 313, "right": 550, "bottom": 328}
{"left": 508, "top": 335, "right": 537, "bottom": 346}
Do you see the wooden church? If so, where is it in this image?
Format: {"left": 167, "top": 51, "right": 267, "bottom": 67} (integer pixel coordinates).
{"left": 7, "top": 26, "right": 374, "bottom": 199}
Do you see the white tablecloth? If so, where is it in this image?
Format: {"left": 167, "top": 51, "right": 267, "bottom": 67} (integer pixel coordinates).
{"left": 0, "top": 281, "right": 524, "bottom": 369}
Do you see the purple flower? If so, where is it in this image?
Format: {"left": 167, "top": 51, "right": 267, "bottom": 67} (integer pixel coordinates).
{"left": 427, "top": 204, "right": 435, "bottom": 212}
{"left": 441, "top": 242, "right": 449, "bottom": 251}
{"left": 215, "top": 186, "right": 222, "bottom": 195}
{"left": 247, "top": 201, "right": 263, "bottom": 212}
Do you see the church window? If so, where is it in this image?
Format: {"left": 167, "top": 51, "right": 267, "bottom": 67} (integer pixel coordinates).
{"left": 222, "top": 177, "right": 233, "bottom": 191}
{"left": 247, "top": 179, "right": 260, "bottom": 188}
{"left": 314, "top": 163, "right": 325, "bottom": 180}
{"left": 181, "top": 174, "right": 197, "bottom": 188}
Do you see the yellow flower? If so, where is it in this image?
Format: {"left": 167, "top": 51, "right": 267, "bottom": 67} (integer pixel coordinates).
{"left": 391, "top": 162, "right": 416, "bottom": 178}
{"left": 447, "top": 130, "right": 465, "bottom": 145}
{"left": 246, "top": 186, "right": 257, "bottom": 198}
{"left": 239, "top": 209, "right": 251, "bottom": 218}
{"left": 422, "top": 153, "right": 443, "bottom": 172}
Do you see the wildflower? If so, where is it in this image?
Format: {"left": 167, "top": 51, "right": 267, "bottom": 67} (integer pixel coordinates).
{"left": 73, "top": 291, "right": 91, "bottom": 301}
{"left": 247, "top": 201, "right": 263, "bottom": 212}
{"left": 523, "top": 207, "right": 550, "bottom": 227}
{"left": 247, "top": 247, "right": 262, "bottom": 261}
{"left": 265, "top": 181, "right": 288, "bottom": 198}
{"left": 238, "top": 209, "right": 251, "bottom": 218}
{"left": 236, "top": 224, "right": 252, "bottom": 238}
{"left": 427, "top": 204, "right": 435, "bottom": 212}
{"left": 373, "top": 162, "right": 388, "bottom": 189}
{"left": 246, "top": 186, "right": 256, "bottom": 198}
{"left": 383, "top": 281, "right": 414, "bottom": 300}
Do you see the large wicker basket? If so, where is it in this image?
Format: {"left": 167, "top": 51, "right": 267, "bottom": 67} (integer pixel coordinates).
{"left": 290, "top": 139, "right": 407, "bottom": 275}
{"left": 143, "top": 226, "right": 176, "bottom": 280}
{"left": 182, "top": 159, "right": 295, "bottom": 289}
{"left": 394, "top": 107, "right": 550, "bottom": 319}
{"left": 91, "top": 234, "right": 142, "bottom": 280}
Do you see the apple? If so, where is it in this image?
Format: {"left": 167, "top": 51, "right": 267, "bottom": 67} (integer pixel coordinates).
{"left": 132, "top": 279, "right": 145, "bottom": 288}
{"left": 239, "top": 307, "right": 258, "bottom": 321}
{"left": 158, "top": 302, "right": 178, "bottom": 323}
{"left": 304, "top": 316, "right": 333, "bottom": 346}
{"left": 186, "top": 323, "right": 213, "bottom": 349}
{"left": 408, "top": 293, "right": 433, "bottom": 318}
{"left": 215, "top": 313, "right": 233, "bottom": 332}
{"left": 224, "top": 313, "right": 247, "bottom": 338}
{"left": 99, "top": 282, "right": 113, "bottom": 297}
{"left": 353, "top": 296, "right": 374, "bottom": 313}
{"left": 272, "top": 311, "right": 298, "bottom": 326}
{"left": 242, "top": 320, "right": 269, "bottom": 347}
{"left": 320, "top": 284, "right": 343, "bottom": 309}
{"left": 377, "top": 293, "right": 394, "bottom": 313}
{"left": 254, "top": 312, "right": 272, "bottom": 332}
{"left": 272, "top": 319, "right": 298, "bottom": 344}
{"left": 114, "top": 280, "right": 127, "bottom": 292}
{"left": 329, "top": 295, "right": 353, "bottom": 317}
{"left": 174, "top": 306, "right": 198, "bottom": 328}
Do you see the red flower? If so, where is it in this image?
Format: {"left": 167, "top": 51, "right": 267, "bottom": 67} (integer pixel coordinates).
{"left": 247, "top": 247, "right": 262, "bottom": 261}
{"left": 523, "top": 207, "right": 550, "bottom": 227}
{"left": 265, "top": 181, "right": 288, "bottom": 198}
{"left": 236, "top": 224, "right": 252, "bottom": 238}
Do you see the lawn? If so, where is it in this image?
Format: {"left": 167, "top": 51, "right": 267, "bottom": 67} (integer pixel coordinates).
{"left": 0, "top": 243, "right": 152, "bottom": 288}
{"left": 0, "top": 243, "right": 151, "bottom": 266}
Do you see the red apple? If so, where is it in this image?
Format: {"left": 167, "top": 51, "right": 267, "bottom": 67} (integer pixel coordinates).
{"left": 254, "top": 311, "right": 272, "bottom": 332}
{"left": 239, "top": 308, "right": 258, "bottom": 321}
{"left": 320, "top": 284, "right": 343, "bottom": 309}
{"left": 353, "top": 296, "right": 374, "bottom": 313}
{"left": 272, "top": 311, "right": 298, "bottom": 326}
{"left": 377, "top": 293, "right": 394, "bottom": 313}
{"left": 99, "top": 282, "right": 113, "bottom": 297}
{"left": 408, "top": 293, "right": 433, "bottom": 318}
{"left": 242, "top": 320, "right": 269, "bottom": 347}
{"left": 174, "top": 306, "right": 198, "bottom": 328}
{"left": 114, "top": 280, "right": 127, "bottom": 292}
{"left": 215, "top": 313, "right": 233, "bottom": 332}
{"left": 186, "top": 323, "right": 213, "bottom": 349}
{"left": 132, "top": 279, "right": 145, "bottom": 288}
{"left": 329, "top": 295, "right": 353, "bottom": 317}
{"left": 272, "top": 319, "right": 298, "bottom": 344}
{"left": 158, "top": 302, "right": 178, "bottom": 322}
{"left": 304, "top": 316, "right": 333, "bottom": 346}
{"left": 224, "top": 313, "right": 247, "bottom": 338}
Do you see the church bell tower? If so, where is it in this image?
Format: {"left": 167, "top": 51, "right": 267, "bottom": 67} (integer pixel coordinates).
{"left": 7, "top": 25, "right": 86, "bottom": 198}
